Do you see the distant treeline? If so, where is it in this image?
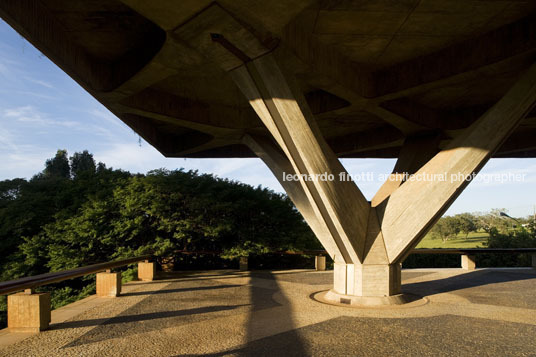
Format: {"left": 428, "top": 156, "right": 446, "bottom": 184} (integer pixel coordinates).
{"left": 406, "top": 210, "right": 536, "bottom": 269}
{"left": 430, "top": 210, "right": 535, "bottom": 243}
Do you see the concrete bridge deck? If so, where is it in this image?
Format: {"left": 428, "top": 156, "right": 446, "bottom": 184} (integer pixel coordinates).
{"left": 1, "top": 268, "right": 535, "bottom": 356}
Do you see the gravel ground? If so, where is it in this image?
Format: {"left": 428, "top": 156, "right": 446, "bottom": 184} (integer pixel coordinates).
{"left": 1, "top": 268, "right": 535, "bottom": 356}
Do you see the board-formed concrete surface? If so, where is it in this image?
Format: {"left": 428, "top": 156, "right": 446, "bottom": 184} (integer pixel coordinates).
{"left": 1, "top": 268, "right": 535, "bottom": 356}
{"left": 2, "top": 1, "right": 536, "bottom": 160}
{"left": 3, "top": 1, "right": 536, "bottom": 300}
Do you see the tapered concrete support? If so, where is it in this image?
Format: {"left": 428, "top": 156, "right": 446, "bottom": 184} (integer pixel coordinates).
{"left": 334, "top": 263, "right": 401, "bottom": 297}
{"left": 138, "top": 261, "right": 155, "bottom": 281}
{"left": 243, "top": 134, "right": 344, "bottom": 262}
{"left": 380, "top": 64, "right": 536, "bottom": 263}
{"left": 239, "top": 256, "right": 249, "bottom": 271}
{"left": 371, "top": 133, "right": 440, "bottom": 207}
{"left": 8, "top": 290, "right": 51, "bottom": 332}
{"left": 232, "top": 54, "right": 370, "bottom": 265}
{"left": 315, "top": 256, "right": 326, "bottom": 271}
{"left": 461, "top": 255, "right": 477, "bottom": 270}
{"left": 96, "top": 271, "right": 122, "bottom": 297}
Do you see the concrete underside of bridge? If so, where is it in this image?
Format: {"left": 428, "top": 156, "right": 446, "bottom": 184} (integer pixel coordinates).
{"left": 2, "top": 1, "right": 536, "bottom": 300}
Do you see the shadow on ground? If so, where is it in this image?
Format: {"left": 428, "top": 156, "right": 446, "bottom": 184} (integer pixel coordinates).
{"left": 182, "top": 314, "right": 536, "bottom": 356}
{"left": 404, "top": 269, "right": 536, "bottom": 308}
{"left": 59, "top": 278, "right": 280, "bottom": 348}
{"left": 183, "top": 271, "right": 308, "bottom": 356}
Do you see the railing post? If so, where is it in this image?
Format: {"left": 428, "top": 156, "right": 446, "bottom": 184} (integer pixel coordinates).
{"left": 315, "top": 255, "right": 326, "bottom": 271}
{"left": 138, "top": 260, "right": 156, "bottom": 281}
{"left": 96, "top": 269, "right": 122, "bottom": 297}
{"left": 8, "top": 289, "right": 51, "bottom": 332}
{"left": 532, "top": 253, "right": 536, "bottom": 269}
{"left": 239, "top": 256, "right": 249, "bottom": 271}
{"left": 461, "top": 254, "right": 476, "bottom": 270}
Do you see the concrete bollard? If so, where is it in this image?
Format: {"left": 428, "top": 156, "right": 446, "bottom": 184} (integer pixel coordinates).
{"left": 239, "top": 256, "right": 249, "bottom": 271}
{"left": 8, "top": 289, "right": 51, "bottom": 332}
{"left": 96, "top": 270, "right": 122, "bottom": 297}
{"left": 461, "top": 254, "right": 476, "bottom": 270}
{"left": 138, "top": 260, "right": 156, "bottom": 281}
{"left": 315, "top": 256, "right": 326, "bottom": 271}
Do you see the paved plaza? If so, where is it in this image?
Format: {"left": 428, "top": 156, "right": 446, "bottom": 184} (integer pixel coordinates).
{"left": 1, "top": 268, "right": 535, "bottom": 356}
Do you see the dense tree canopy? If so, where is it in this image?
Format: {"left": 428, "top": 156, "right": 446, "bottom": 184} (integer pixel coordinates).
{"left": 0, "top": 150, "right": 318, "bottom": 282}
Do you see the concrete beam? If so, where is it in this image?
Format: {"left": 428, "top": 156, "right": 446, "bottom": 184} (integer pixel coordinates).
{"left": 372, "top": 14, "right": 536, "bottom": 98}
{"left": 243, "top": 134, "right": 344, "bottom": 262}
{"left": 372, "top": 133, "right": 441, "bottom": 208}
{"left": 380, "top": 99, "right": 485, "bottom": 131}
{"left": 232, "top": 54, "right": 370, "bottom": 264}
{"left": 381, "top": 63, "right": 536, "bottom": 264}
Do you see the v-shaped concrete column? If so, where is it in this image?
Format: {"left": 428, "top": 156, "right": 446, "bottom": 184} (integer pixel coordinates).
{"left": 231, "top": 51, "right": 536, "bottom": 299}
{"left": 232, "top": 54, "right": 396, "bottom": 296}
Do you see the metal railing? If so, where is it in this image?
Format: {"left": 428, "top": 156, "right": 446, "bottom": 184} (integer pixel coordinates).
{"left": 172, "top": 247, "right": 536, "bottom": 258}
{"left": 0, "top": 255, "right": 152, "bottom": 295}
{"left": 411, "top": 248, "right": 536, "bottom": 254}
{"left": 1, "top": 248, "right": 535, "bottom": 295}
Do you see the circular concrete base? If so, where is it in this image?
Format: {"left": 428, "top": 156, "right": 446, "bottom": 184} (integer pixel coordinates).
{"left": 312, "top": 289, "right": 428, "bottom": 308}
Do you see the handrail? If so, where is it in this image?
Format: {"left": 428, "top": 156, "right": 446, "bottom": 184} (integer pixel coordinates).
{"left": 0, "top": 254, "right": 152, "bottom": 295}
{"left": 172, "top": 249, "right": 329, "bottom": 255}
{"left": 3, "top": 248, "right": 533, "bottom": 295}
{"left": 412, "top": 248, "right": 536, "bottom": 254}
{"left": 173, "top": 248, "right": 536, "bottom": 256}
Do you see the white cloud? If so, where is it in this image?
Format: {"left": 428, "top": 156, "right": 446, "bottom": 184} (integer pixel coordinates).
{"left": 0, "top": 141, "right": 52, "bottom": 179}
{"left": 5, "top": 105, "right": 45, "bottom": 124}
{"left": 90, "top": 108, "right": 123, "bottom": 127}
{"left": 93, "top": 141, "right": 282, "bottom": 191}
{"left": 0, "top": 126, "right": 17, "bottom": 150}
{"left": 3, "top": 105, "right": 82, "bottom": 129}
{"left": 0, "top": 62, "right": 9, "bottom": 77}
{"left": 23, "top": 76, "right": 53, "bottom": 89}
{"left": 93, "top": 142, "right": 168, "bottom": 173}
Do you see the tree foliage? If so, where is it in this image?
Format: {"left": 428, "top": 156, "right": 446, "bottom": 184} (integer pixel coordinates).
{"left": 430, "top": 216, "right": 462, "bottom": 242}
{"left": 456, "top": 213, "right": 478, "bottom": 238}
{"left": 43, "top": 149, "right": 70, "bottom": 179}
{"left": 69, "top": 150, "right": 96, "bottom": 178}
{"left": 0, "top": 150, "right": 318, "bottom": 281}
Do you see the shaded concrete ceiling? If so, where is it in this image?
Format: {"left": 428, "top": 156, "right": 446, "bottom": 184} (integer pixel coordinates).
{"left": 1, "top": 0, "right": 536, "bottom": 158}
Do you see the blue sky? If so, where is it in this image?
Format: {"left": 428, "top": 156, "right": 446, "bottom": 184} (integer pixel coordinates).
{"left": 1, "top": 19, "right": 535, "bottom": 218}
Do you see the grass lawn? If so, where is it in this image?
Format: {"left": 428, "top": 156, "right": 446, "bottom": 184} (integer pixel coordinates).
{"left": 416, "top": 231, "right": 489, "bottom": 249}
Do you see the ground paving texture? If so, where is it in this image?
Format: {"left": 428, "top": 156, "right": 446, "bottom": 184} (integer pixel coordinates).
{"left": 1, "top": 268, "right": 535, "bottom": 356}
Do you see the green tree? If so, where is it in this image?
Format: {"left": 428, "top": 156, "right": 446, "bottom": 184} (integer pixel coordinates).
{"left": 431, "top": 216, "right": 460, "bottom": 242}
{"left": 475, "top": 209, "right": 510, "bottom": 233}
{"left": 69, "top": 150, "right": 96, "bottom": 178}
{"left": 43, "top": 149, "right": 70, "bottom": 179}
{"left": 455, "top": 213, "right": 477, "bottom": 238}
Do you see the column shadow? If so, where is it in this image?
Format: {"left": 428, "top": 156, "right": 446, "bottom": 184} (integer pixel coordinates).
{"left": 403, "top": 269, "right": 536, "bottom": 296}
{"left": 59, "top": 280, "right": 250, "bottom": 348}
{"left": 191, "top": 271, "right": 308, "bottom": 356}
